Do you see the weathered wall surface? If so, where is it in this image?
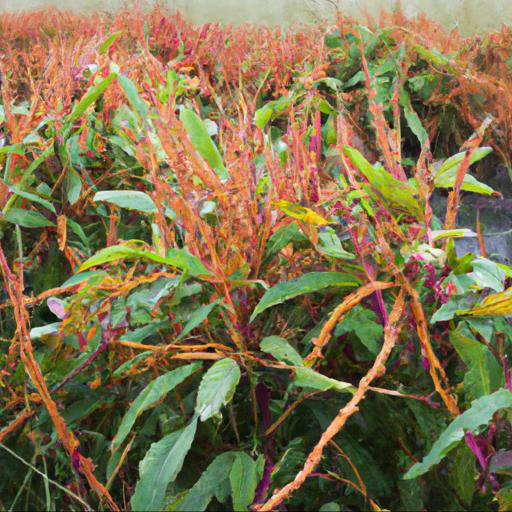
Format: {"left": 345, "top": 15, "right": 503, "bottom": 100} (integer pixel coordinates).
{"left": 1, "top": 0, "right": 512, "bottom": 35}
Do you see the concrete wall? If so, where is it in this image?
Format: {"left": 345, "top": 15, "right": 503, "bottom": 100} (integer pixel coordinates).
{"left": 1, "top": 0, "right": 512, "bottom": 35}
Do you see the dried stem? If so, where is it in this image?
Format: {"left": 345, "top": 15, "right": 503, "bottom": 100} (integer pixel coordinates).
{"left": 258, "top": 289, "right": 405, "bottom": 511}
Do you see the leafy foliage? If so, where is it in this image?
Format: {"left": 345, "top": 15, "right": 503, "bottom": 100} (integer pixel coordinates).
{"left": 0, "top": 6, "right": 511, "bottom": 512}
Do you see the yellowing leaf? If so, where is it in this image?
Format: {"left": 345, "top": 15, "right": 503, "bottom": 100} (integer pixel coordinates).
{"left": 462, "top": 287, "right": 512, "bottom": 316}
{"left": 274, "top": 200, "right": 331, "bottom": 226}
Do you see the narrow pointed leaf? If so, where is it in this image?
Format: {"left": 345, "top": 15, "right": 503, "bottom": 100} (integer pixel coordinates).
{"left": 4, "top": 208, "right": 54, "bottom": 228}
{"left": 293, "top": 367, "right": 356, "bottom": 394}
{"left": 174, "top": 452, "right": 239, "bottom": 511}
{"left": 180, "top": 108, "right": 228, "bottom": 181}
{"left": 229, "top": 453, "right": 264, "bottom": 511}
{"left": 343, "top": 145, "right": 422, "bottom": 216}
{"left": 260, "top": 336, "right": 304, "bottom": 366}
{"left": 404, "top": 388, "right": 512, "bottom": 479}
{"left": 77, "top": 243, "right": 209, "bottom": 277}
{"left": 112, "top": 363, "right": 201, "bottom": 450}
{"left": 250, "top": 272, "right": 361, "bottom": 322}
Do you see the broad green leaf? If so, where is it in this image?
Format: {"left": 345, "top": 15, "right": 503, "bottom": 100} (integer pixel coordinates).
{"left": 293, "top": 367, "right": 356, "bottom": 394}
{"left": 117, "top": 74, "right": 150, "bottom": 120}
{"left": 229, "top": 453, "right": 264, "bottom": 511}
{"left": 434, "top": 169, "right": 496, "bottom": 195}
{"left": 335, "top": 305, "right": 383, "bottom": 355}
{"left": 77, "top": 243, "right": 209, "bottom": 277}
{"left": 343, "top": 146, "right": 422, "bottom": 216}
{"left": 404, "top": 388, "right": 512, "bottom": 479}
{"left": 254, "top": 97, "right": 292, "bottom": 130}
{"left": 317, "top": 227, "right": 355, "bottom": 260}
{"left": 4, "top": 208, "right": 54, "bottom": 228}
{"left": 131, "top": 419, "right": 198, "bottom": 511}
{"left": 195, "top": 358, "right": 241, "bottom": 421}
{"left": 93, "top": 190, "right": 157, "bottom": 213}
{"left": 260, "top": 336, "right": 304, "bottom": 366}
{"left": 176, "top": 300, "right": 220, "bottom": 341}
{"left": 173, "top": 452, "right": 238, "bottom": 511}
{"left": 274, "top": 200, "right": 331, "bottom": 226}
{"left": 435, "top": 147, "right": 492, "bottom": 177}
{"left": 7, "top": 185, "right": 56, "bottom": 213}
{"left": 450, "top": 323, "right": 501, "bottom": 398}
{"left": 180, "top": 108, "right": 228, "bottom": 181}
{"left": 447, "top": 445, "right": 476, "bottom": 508}
{"left": 60, "top": 270, "right": 107, "bottom": 288}
{"left": 469, "top": 258, "right": 505, "bottom": 292}
{"left": 99, "top": 30, "right": 122, "bottom": 54}
{"left": 112, "top": 363, "right": 201, "bottom": 450}
{"left": 250, "top": 272, "right": 360, "bottom": 322}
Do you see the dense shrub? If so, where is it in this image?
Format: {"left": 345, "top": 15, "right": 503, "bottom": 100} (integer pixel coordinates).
{"left": 0, "top": 6, "right": 512, "bottom": 511}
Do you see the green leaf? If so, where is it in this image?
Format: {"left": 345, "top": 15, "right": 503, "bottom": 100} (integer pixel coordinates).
{"left": 68, "top": 73, "right": 116, "bottom": 126}
{"left": 469, "top": 258, "right": 505, "bottom": 292}
{"left": 317, "top": 227, "right": 355, "bottom": 260}
{"left": 335, "top": 305, "right": 383, "bottom": 355}
{"left": 180, "top": 108, "right": 228, "bottom": 181}
{"left": 7, "top": 185, "right": 56, "bottom": 213}
{"left": 93, "top": 190, "right": 157, "bottom": 213}
{"left": 4, "top": 208, "right": 54, "bottom": 228}
{"left": 293, "top": 367, "right": 356, "bottom": 394}
{"left": 431, "top": 229, "right": 477, "bottom": 241}
{"left": 447, "top": 445, "right": 476, "bottom": 507}
{"left": 260, "top": 336, "right": 304, "bottom": 366}
{"left": 435, "top": 147, "right": 492, "bottom": 177}
{"left": 99, "top": 31, "right": 122, "bottom": 54}
{"left": 117, "top": 74, "right": 150, "bottom": 120}
{"left": 449, "top": 323, "right": 501, "bottom": 398}
{"left": 173, "top": 452, "right": 238, "bottom": 511}
{"left": 250, "top": 272, "right": 360, "bottom": 322}
{"left": 262, "top": 222, "right": 308, "bottom": 267}
{"left": 343, "top": 146, "right": 422, "bottom": 216}
{"left": 414, "top": 44, "right": 450, "bottom": 68}
{"left": 77, "top": 243, "right": 209, "bottom": 277}
{"left": 434, "top": 168, "right": 496, "bottom": 195}
{"left": 131, "top": 418, "right": 198, "bottom": 511}
{"left": 229, "top": 453, "right": 264, "bottom": 511}
{"left": 176, "top": 300, "right": 220, "bottom": 341}
{"left": 404, "top": 388, "right": 512, "bottom": 479}
{"left": 64, "top": 169, "right": 82, "bottom": 205}
{"left": 113, "top": 351, "right": 153, "bottom": 377}
{"left": 400, "top": 88, "right": 429, "bottom": 148}
{"left": 195, "top": 358, "right": 241, "bottom": 421}
{"left": 319, "top": 503, "right": 341, "bottom": 512}
{"left": 112, "top": 363, "right": 201, "bottom": 451}
{"left": 254, "top": 97, "right": 292, "bottom": 130}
